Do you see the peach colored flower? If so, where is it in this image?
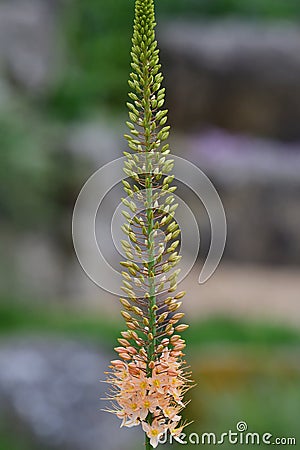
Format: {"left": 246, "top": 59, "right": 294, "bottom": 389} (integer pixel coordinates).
{"left": 139, "top": 394, "right": 159, "bottom": 420}
{"left": 142, "top": 419, "right": 166, "bottom": 448}
{"left": 162, "top": 405, "right": 181, "bottom": 422}
{"left": 105, "top": 342, "right": 192, "bottom": 446}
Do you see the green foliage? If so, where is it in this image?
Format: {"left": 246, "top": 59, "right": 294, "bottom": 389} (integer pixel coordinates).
{"left": 0, "top": 301, "right": 121, "bottom": 343}
{"left": 0, "top": 114, "right": 53, "bottom": 230}
{"left": 0, "top": 94, "right": 92, "bottom": 232}
{"left": 0, "top": 301, "right": 299, "bottom": 348}
{"left": 46, "top": 0, "right": 133, "bottom": 119}
{"left": 173, "top": 0, "right": 300, "bottom": 17}
{"left": 185, "top": 316, "right": 300, "bottom": 347}
{"left": 0, "top": 429, "right": 37, "bottom": 450}
{"left": 46, "top": 0, "right": 300, "bottom": 120}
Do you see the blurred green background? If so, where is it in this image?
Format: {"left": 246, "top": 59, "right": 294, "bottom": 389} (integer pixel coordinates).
{"left": 0, "top": 0, "right": 300, "bottom": 449}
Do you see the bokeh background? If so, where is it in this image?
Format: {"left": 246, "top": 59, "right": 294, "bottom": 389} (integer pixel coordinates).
{"left": 0, "top": 0, "right": 300, "bottom": 449}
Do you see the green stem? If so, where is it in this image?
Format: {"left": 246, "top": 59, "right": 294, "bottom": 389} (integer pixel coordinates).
{"left": 141, "top": 0, "right": 157, "bottom": 378}
{"left": 145, "top": 433, "right": 151, "bottom": 450}
{"left": 132, "top": 0, "right": 158, "bottom": 447}
{"left": 146, "top": 163, "right": 156, "bottom": 372}
{"left": 144, "top": 69, "right": 157, "bottom": 450}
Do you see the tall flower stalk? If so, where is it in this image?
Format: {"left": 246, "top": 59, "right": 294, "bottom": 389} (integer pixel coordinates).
{"left": 105, "top": 0, "right": 192, "bottom": 448}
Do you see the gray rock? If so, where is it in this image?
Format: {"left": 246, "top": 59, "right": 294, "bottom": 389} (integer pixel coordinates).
{"left": 66, "top": 120, "right": 122, "bottom": 166}
{"left": 183, "top": 129, "right": 300, "bottom": 264}
{"left": 0, "top": 0, "right": 65, "bottom": 94}
{"left": 187, "top": 129, "right": 300, "bottom": 184}
{"left": 159, "top": 20, "right": 300, "bottom": 139}
{"left": 0, "top": 337, "right": 139, "bottom": 450}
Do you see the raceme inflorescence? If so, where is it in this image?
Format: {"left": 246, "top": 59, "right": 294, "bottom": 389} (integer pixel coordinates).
{"left": 104, "top": 1, "right": 193, "bottom": 448}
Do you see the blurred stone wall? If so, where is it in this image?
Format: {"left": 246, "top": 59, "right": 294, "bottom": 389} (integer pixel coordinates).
{"left": 182, "top": 130, "right": 300, "bottom": 265}
{"left": 0, "top": 0, "right": 64, "bottom": 94}
{"left": 160, "top": 20, "right": 300, "bottom": 140}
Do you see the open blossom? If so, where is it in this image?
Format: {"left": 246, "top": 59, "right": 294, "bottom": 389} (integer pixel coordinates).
{"left": 105, "top": 344, "right": 192, "bottom": 446}
{"left": 142, "top": 419, "right": 166, "bottom": 448}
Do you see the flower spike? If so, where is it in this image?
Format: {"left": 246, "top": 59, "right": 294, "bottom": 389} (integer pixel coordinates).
{"left": 104, "top": 0, "right": 193, "bottom": 448}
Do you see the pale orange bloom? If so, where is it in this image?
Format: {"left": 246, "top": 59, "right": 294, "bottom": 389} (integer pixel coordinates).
{"left": 105, "top": 344, "right": 191, "bottom": 446}
{"left": 139, "top": 394, "right": 159, "bottom": 420}
{"left": 142, "top": 419, "right": 166, "bottom": 448}
{"left": 162, "top": 405, "right": 181, "bottom": 422}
